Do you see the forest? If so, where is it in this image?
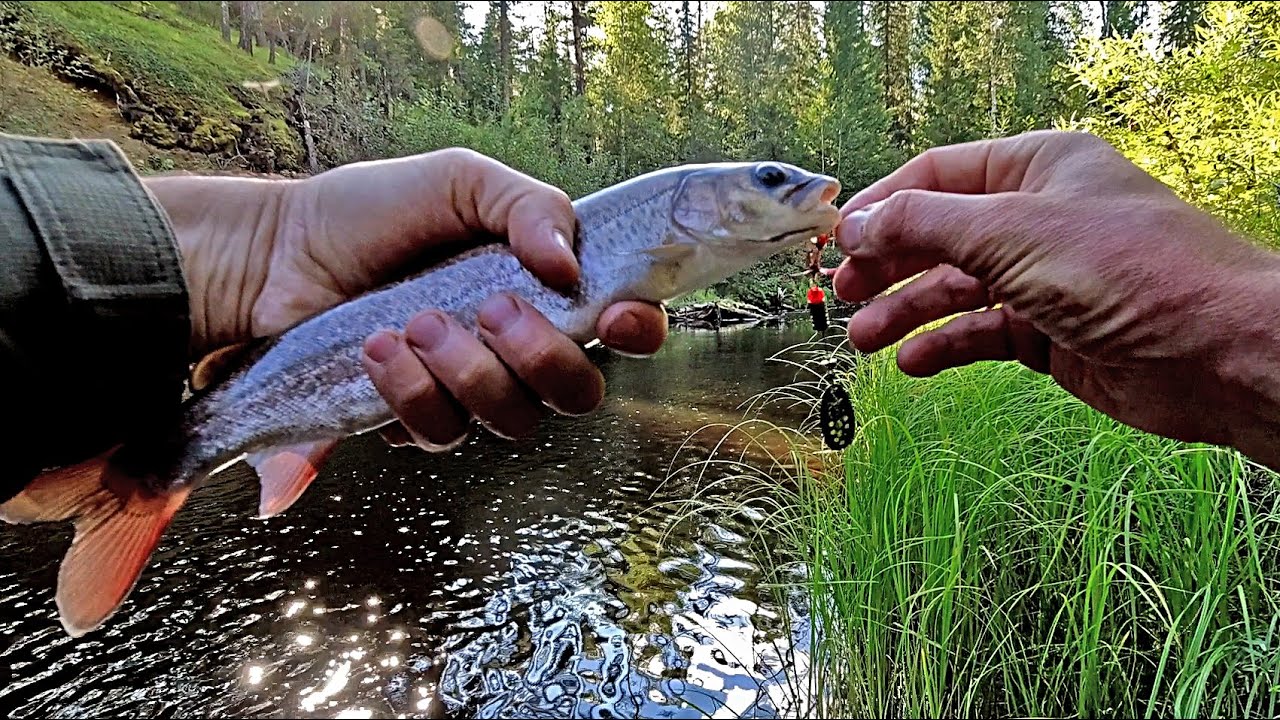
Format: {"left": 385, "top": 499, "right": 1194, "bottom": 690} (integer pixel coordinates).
{"left": 4, "top": 0, "right": 1275, "bottom": 306}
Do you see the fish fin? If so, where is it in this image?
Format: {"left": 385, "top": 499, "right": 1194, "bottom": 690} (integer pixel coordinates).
{"left": 247, "top": 439, "right": 339, "bottom": 519}
{"left": 0, "top": 446, "right": 193, "bottom": 637}
{"left": 639, "top": 243, "right": 697, "bottom": 263}
{"left": 190, "top": 341, "right": 253, "bottom": 392}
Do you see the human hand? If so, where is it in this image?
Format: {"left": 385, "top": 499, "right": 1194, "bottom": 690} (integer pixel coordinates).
{"left": 146, "top": 148, "right": 669, "bottom": 450}
{"left": 826, "top": 130, "right": 1280, "bottom": 469}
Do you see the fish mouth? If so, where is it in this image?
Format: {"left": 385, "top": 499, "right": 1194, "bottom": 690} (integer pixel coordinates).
{"left": 789, "top": 177, "right": 842, "bottom": 211}
{"left": 764, "top": 225, "right": 824, "bottom": 243}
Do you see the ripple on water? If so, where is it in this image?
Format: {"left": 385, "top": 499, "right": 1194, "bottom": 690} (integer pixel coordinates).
{"left": 0, "top": 325, "right": 822, "bottom": 718}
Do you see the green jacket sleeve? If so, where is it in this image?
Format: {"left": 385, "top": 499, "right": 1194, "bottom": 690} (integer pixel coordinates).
{"left": 0, "top": 133, "right": 191, "bottom": 504}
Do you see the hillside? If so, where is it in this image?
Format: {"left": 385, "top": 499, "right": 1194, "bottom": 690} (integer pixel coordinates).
{"left": 0, "top": 0, "right": 301, "bottom": 173}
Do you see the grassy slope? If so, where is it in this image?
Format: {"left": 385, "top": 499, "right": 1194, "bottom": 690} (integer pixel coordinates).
{"left": 750, "top": 341, "right": 1280, "bottom": 718}
{"left": 0, "top": 55, "right": 220, "bottom": 173}
{"left": 22, "top": 1, "right": 293, "bottom": 123}
{"left": 1, "top": 1, "right": 298, "bottom": 170}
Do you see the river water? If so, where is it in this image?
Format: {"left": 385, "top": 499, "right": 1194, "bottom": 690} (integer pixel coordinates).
{"left": 0, "top": 322, "right": 828, "bottom": 719}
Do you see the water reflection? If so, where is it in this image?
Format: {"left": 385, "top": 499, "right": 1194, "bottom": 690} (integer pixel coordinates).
{"left": 1, "top": 323, "right": 824, "bottom": 718}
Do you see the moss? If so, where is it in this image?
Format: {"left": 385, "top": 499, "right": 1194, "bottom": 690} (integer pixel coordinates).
{"left": 131, "top": 115, "right": 177, "bottom": 148}
{"left": 188, "top": 117, "right": 238, "bottom": 153}
{"left": 259, "top": 116, "right": 301, "bottom": 167}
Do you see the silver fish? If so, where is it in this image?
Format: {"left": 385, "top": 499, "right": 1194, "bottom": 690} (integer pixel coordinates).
{"left": 1, "top": 160, "right": 840, "bottom": 637}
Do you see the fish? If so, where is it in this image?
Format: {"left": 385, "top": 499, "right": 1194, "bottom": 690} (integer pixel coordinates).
{"left": 0, "top": 160, "right": 841, "bottom": 637}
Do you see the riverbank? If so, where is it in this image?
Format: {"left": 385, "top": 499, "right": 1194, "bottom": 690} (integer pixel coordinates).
{"left": 737, "top": 338, "right": 1280, "bottom": 718}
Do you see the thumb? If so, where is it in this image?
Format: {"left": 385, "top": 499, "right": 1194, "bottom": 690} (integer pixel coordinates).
{"left": 505, "top": 189, "right": 582, "bottom": 293}
{"left": 832, "top": 188, "right": 1029, "bottom": 303}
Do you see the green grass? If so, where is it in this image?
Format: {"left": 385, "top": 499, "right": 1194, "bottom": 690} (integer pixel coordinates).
{"left": 21, "top": 1, "right": 293, "bottom": 122}
{"left": 674, "top": 335, "right": 1280, "bottom": 718}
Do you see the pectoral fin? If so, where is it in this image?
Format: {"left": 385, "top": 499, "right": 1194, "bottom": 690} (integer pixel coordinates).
{"left": 638, "top": 241, "right": 696, "bottom": 263}
{"left": 190, "top": 342, "right": 255, "bottom": 392}
{"left": 247, "top": 439, "right": 340, "bottom": 519}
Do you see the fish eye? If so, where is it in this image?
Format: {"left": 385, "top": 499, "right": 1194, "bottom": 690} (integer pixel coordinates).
{"left": 754, "top": 163, "right": 788, "bottom": 188}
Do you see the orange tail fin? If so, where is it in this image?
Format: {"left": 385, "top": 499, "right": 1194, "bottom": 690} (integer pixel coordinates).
{"left": 0, "top": 446, "right": 192, "bottom": 637}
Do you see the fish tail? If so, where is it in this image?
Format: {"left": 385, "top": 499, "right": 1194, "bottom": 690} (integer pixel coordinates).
{"left": 0, "top": 445, "right": 193, "bottom": 637}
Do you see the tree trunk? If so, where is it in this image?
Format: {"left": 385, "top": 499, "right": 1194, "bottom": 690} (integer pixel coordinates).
{"left": 499, "top": 1, "right": 511, "bottom": 111}
{"left": 254, "top": 6, "right": 268, "bottom": 49}
{"left": 220, "top": 0, "right": 231, "bottom": 43}
{"left": 300, "top": 106, "right": 320, "bottom": 174}
{"left": 238, "top": 1, "right": 255, "bottom": 55}
{"left": 570, "top": 1, "right": 587, "bottom": 96}
{"left": 268, "top": 32, "right": 277, "bottom": 64}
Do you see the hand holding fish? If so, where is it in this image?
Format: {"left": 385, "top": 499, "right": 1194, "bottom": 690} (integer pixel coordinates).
{"left": 826, "top": 129, "right": 1280, "bottom": 472}
{"left": 146, "top": 148, "right": 670, "bottom": 450}
{"left": 7, "top": 155, "right": 841, "bottom": 637}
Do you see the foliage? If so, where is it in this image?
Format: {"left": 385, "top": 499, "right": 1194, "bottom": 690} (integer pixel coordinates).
{"left": 1067, "top": 0, "right": 1280, "bottom": 245}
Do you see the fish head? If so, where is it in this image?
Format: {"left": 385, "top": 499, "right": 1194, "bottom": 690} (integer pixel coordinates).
{"left": 672, "top": 161, "right": 841, "bottom": 249}
{"left": 646, "top": 161, "right": 841, "bottom": 297}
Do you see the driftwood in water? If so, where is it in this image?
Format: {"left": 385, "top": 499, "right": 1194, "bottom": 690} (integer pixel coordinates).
{"left": 668, "top": 299, "right": 787, "bottom": 329}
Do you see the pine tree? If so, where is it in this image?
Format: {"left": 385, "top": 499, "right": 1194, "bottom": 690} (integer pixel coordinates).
{"left": 1160, "top": 1, "right": 1208, "bottom": 50}
{"left": 590, "top": 1, "right": 677, "bottom": 175}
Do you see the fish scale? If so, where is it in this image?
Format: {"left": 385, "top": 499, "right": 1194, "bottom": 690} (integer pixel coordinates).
{"left": 0, "top": 160, "right": 841, "bottom": 638}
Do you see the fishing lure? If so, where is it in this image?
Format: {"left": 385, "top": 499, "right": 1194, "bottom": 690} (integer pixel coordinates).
{"left": 817, "top": 361, "right": 855, "bottom": 451}
{"left": 807, "top": 285, "right": 829, "bottom": 332}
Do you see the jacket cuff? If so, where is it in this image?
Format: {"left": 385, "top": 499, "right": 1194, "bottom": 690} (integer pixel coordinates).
{"left": 0, "top": 133, "right": 191, "bottom": 431}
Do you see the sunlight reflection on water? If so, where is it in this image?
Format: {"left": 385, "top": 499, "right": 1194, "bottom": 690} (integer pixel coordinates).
{"left": 2, "top": 324, "right": 826, "bottom": 718}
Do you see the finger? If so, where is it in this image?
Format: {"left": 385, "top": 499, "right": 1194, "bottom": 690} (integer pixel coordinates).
{"left": 306, "top": 148, "right": 581, "bottom": 294}
{"left": 448, "top": 150, "right": 581, "bottom": 292}
{"left": 475, "top": 294, "right": 606, "bottom": 416}
{"left": 831, "top": 188, "right": 1033, "bottom": 303}
{"left": 504, "top": 185, "right": 580, "bottom": 293}
{"left": 404, "top": 310, "right": 545, "bottom": 440}
{"left": 847, "top": 265, "right": 991, "bottom": 354}
{"left": 362, "top": 330, "right": 471, "bottom": 451}
{"left": 378, "top": 422, "right": 416, "bottom": 448}
{"left": 597, "top": 302, "right": 669, "bottom": 357}
{"left": 896, "top": 307, "right": 1051, "bottom": 377}
{"left": 839, "top": 129, "right": 1088, "bottom": 213}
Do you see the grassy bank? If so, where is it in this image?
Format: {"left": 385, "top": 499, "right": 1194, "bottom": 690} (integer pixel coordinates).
{"left": 1, "top": 1, "right": 300, "bottom": 170}
{"left": 702, "top": 337, "right": 1280, "bottom": 718}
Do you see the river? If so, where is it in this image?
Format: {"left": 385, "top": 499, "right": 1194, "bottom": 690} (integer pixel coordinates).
{"left": 0, "top": 322, "right": 827, "bottom": 719}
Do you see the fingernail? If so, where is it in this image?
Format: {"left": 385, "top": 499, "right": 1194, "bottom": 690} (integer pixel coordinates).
{"left": 406, "top": 313, "right": 448, "bottom": 352}
{"left": 552, "top": 228, "right": 573, "bottom": 255}
{"left": 838, "top": 211, "right": 866, "bottom": 252}
{"left": 364, "top": 330, "right": 399, "bottom": 364}
{"left": 477, "top": 294, "right": 522, "bottom": 334}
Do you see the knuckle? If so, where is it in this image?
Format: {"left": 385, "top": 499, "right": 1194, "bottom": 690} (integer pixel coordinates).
{"left": 440, "top": 146, "right": 486, "bottom": 167}
{"left": 520, "top": 339, "right": 565, "bottom": 376}
{"left": 545, "top": 186, "right": 574, "bottom": 213}
{"left": 451, "top": 361, "right": 491, "bottom": 396}
{"left": 938, "top": 266, "right": 983, "bottom": 302}
{"left": 397, "top": 374, "right": 439, "bottom": 409}
{"left": 871, "top": 189, "right": 922, "bottom": 242}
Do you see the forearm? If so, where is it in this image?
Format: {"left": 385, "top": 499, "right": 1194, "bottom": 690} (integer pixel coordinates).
{"left": 142, "top": 174, "right": 286, "bottom": 358}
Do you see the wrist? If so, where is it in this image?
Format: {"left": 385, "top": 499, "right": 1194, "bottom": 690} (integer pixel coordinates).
{"left": 1211, "top": 254, "right": 1280, "bottom": 470}
{"left": 143, "top": 175, "right": 287, "bottom": 358}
